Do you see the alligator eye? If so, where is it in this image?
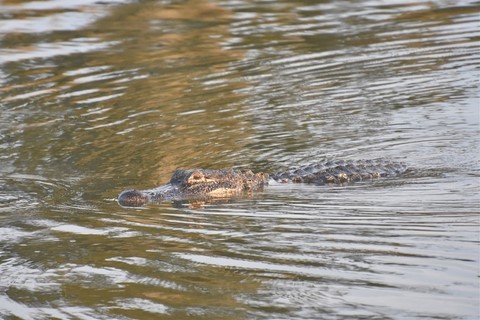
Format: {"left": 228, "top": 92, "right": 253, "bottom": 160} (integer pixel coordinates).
{"left": 188, "top": 170, "right": 205, "bottom": 183}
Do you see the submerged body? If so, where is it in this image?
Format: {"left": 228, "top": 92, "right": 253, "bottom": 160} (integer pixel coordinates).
{"left": 118, "top": 159, "right": 407, "bottom": 207}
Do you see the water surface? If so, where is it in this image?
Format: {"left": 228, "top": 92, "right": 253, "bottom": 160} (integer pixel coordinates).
{"left": 0, "top": 0, "right": 479, "bottom": 319}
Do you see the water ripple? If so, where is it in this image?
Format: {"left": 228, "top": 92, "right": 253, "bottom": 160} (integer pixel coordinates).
{"left": 0, "top": 0, "right": 478, "bottom": 319}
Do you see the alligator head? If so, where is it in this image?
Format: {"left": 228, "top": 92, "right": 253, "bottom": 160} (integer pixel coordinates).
{"left": 118, "top": 168, "right": 269, "bottom": 207}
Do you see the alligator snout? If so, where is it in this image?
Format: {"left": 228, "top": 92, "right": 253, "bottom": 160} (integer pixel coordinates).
{"left": 118, "top": 189, "right": 149, "bottom": 207}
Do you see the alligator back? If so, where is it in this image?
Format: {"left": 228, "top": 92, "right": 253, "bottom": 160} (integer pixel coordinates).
{"left": 271, "top": 159, "right": 407, "bottom": 185}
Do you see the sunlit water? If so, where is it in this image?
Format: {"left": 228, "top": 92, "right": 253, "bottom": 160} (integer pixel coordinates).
{"left": 0, "top": 0, "right": 479, "bottom": 319}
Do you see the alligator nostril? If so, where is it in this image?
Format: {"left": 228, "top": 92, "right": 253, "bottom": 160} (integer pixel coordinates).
{"left": 118, "top": 189, "right": 149, "bottom": 207}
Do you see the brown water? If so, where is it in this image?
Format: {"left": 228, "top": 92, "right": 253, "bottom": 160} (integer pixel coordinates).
{"left": 0, "top": 0, "right": 479, "bottom": 319}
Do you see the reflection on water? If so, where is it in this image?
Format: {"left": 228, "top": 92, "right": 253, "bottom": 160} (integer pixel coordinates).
{"left": 0, "top": 0, "right": 479, "bottom": 319}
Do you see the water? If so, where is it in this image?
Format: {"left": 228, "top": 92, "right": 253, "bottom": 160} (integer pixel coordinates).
{"left": 0, "top": 0, "right": 479, "bottom": 319}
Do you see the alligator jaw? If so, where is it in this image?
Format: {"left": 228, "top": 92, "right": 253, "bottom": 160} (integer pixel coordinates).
{"left": 118, "top": 183, "right": 177, "bottom": 207}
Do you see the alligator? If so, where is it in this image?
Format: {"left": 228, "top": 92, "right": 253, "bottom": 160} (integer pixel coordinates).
{"left": 118, "top": 159, "right": 408, "bottom": 207}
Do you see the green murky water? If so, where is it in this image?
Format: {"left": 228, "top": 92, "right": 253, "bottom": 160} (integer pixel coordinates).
{"left": 0, "top": 0, "right": 479, "bottom": 319}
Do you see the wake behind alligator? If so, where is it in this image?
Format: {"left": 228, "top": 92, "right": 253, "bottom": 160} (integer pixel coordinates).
{"left": 118, "top": 159, "right": 407, "bottom": 207}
